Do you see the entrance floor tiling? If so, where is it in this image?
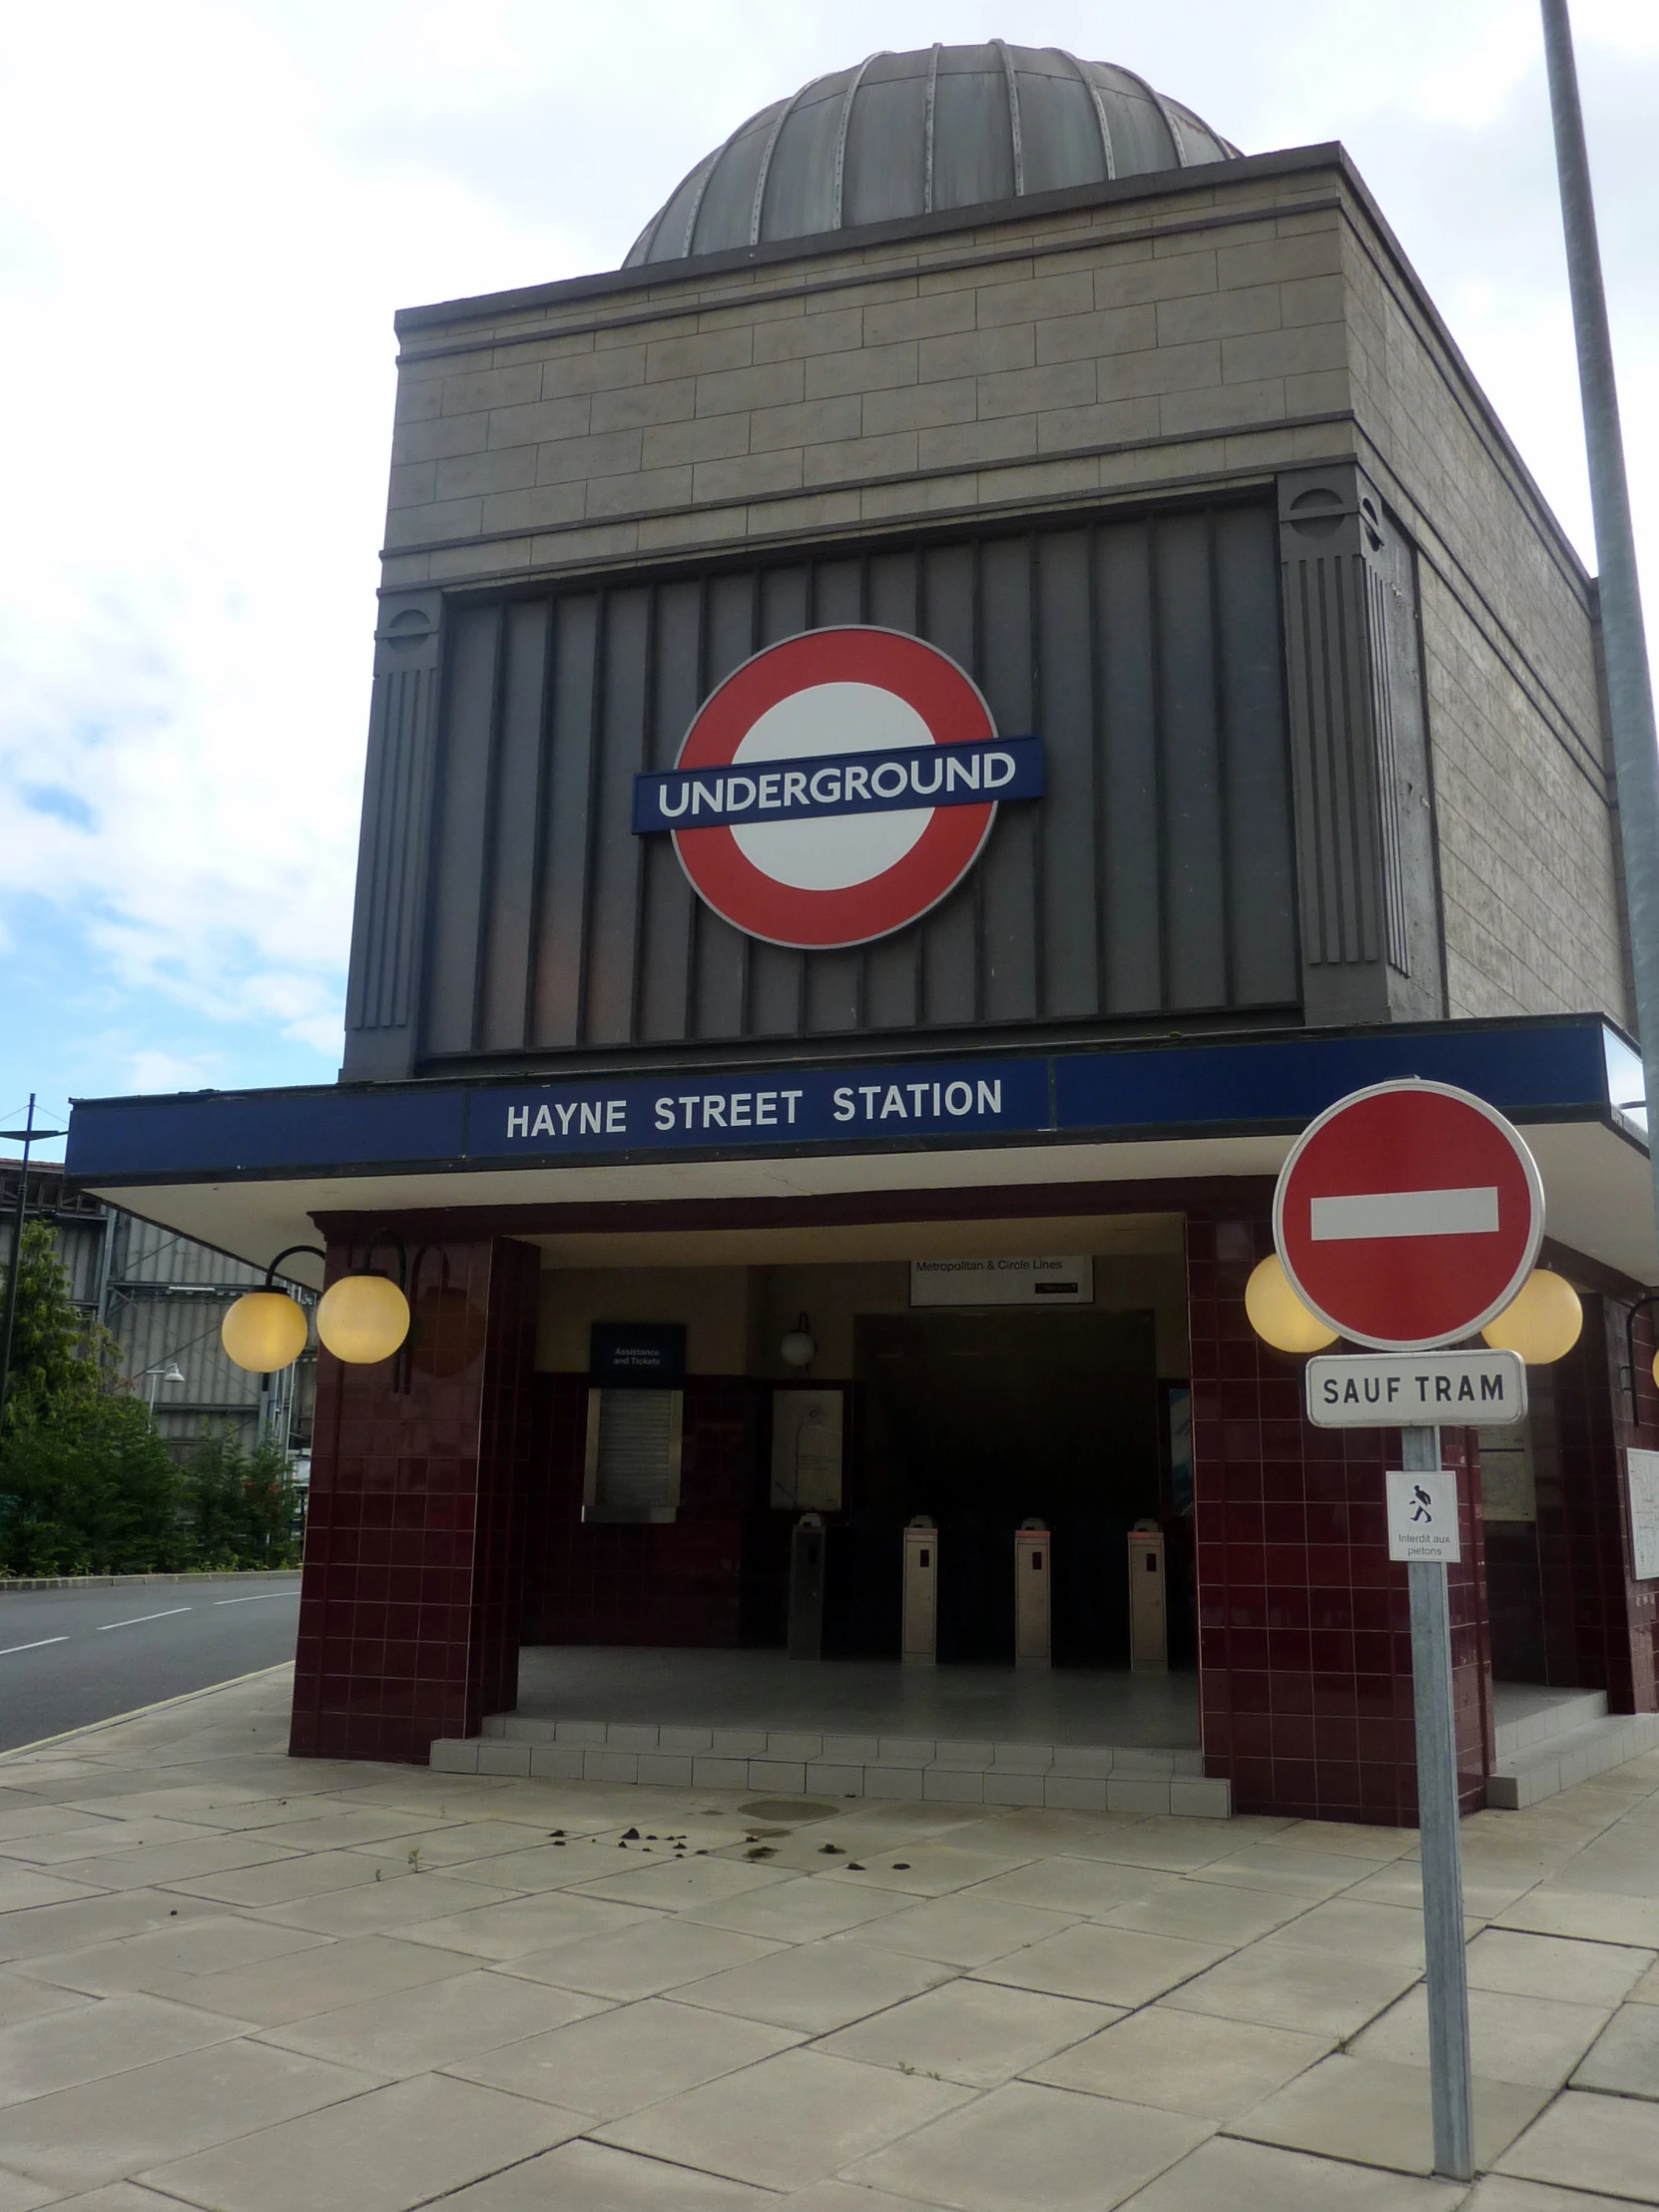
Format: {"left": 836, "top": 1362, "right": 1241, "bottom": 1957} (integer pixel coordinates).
{"left": 513, "top": 1645, "right": 1201, "bottom": 1744}
{"left": 431, "top": 1647, "right": 1219, "bottom": 1816}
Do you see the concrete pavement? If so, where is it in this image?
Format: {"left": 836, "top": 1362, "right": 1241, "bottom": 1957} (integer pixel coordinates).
{"left": 0, "top": 1666, "right": 1658, "bottom": 2206}
{"left": 0, "top": 1575, "right": 301, "bottom": 1752}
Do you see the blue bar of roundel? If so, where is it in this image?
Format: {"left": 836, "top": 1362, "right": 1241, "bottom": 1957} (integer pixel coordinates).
{"left": 631, "top": 734, "right": 1043, "bottom": 833}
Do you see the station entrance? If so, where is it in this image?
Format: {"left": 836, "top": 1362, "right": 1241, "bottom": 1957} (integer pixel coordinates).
{"left": 829, "top": 1308, "right": 1166, "bottom": 1667}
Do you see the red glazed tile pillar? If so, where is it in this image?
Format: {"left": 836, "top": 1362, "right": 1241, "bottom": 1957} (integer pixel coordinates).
{"left": 289, "top": 1234, "right": 540, "bottom": 1764}
{"left": 1190, "top": 1203, "right": 1492, "bottom": 1824}
{"left": 1533, "top": 1294, "right": 1659, "bottom": 1713}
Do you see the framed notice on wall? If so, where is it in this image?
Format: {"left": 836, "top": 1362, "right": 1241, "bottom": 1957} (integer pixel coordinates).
{"left": 771, "top": 1389, "right": 843, "bottom": 1512}
{"left": 1628, "top": 1448, "right": 1659, "bottom": 1580}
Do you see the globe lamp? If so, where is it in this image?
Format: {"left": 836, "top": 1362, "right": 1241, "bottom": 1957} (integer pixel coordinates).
{"left": 1481, "top": 1269, "right": 1582, "bottom": 1363}
{"left": 1245, "top": 1255, "right": 1338, "bottom": 1354}
{"left": 222, "top": 1291, "right": 309, "bottom": 1375}
{"left": 316, "top": 1274, "right": 411, "bottom": 1365}
{"left": 780, "top": 1314, "right": 817, "bottom": 1370}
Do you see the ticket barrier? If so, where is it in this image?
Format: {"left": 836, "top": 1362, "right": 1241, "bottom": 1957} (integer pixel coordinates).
{"left": 902, "top": 1517, "right": 937, "bottom": 1666}
{"left": 788, "top": 1512, "right": 827, "bottom": 1660}
{"left": 1014, "top": 1520, "right": 1051, "bottom": 1669}
{"left": 1128, "top": 1520, "right": 1168, "bottom": 1672}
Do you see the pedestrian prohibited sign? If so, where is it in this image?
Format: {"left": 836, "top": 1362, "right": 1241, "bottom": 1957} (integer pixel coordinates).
{"left": 1385, "top": 1468, "right": 1461, "bottom": 1563}
{"left": 1274, "top": 1078, "right": 1544, "bottom": 1351}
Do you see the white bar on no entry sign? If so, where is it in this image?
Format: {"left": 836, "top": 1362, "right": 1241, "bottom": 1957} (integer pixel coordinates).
{"left": 1309, "top": 1186, "right": 1499, "bottom": 1241}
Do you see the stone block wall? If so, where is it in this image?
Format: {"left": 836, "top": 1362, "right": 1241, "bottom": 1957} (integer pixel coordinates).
{"left": 1337, "top": 175, "right": 1628, "bottom": 1029}
{"left": 381, "top": 160, "right": 1359, "bottom": 595}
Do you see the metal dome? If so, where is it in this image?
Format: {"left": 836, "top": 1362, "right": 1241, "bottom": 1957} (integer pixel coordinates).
{"left": 625, "top": 42, "right": 1240, "bottom": 268}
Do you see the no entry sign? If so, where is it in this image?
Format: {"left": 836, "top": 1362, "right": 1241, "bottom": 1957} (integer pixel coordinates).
{"left": 1274, "top": 1078, "right": 1544, "bottom": 1351}
{"left": 637, "top": 628, "right": 1039, "bottom": 949}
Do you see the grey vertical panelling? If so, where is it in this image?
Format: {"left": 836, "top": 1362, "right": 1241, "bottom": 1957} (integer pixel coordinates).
{"left": 1157, "top": 516, "right": 1229, "bottom": 1009}
{"left": 342, "top": 592, "right": 443, "bottom": 1080}
{"left": 412, "top": 501, "right": 1304, "bottom": 1066}
{"left": 1035, "top": 532, "right": 1099, "bottom": 1018}
{"left": 977, "top": 535, "right": 1039, "bottom": 1022}
{"left": 421, "top": 604, "right": 502, "bottom": 1058}
{"left": 638, "top": 581, "right": 704, "bottom": 1044}
{"left": 531, "top": 595, "right": 602, "bottom": 1047}
{"left": 1278, "top": 464, "right": 1443, "bottom": 1025}
{"left": 584, "top": 589, "right": 653, "bottom": 1045}
{"left": 1215, "top": 506, "right": 1301, "bottom": 1007}
{"left": 1096, "top": 528, "right": 1162, "bottom": 1013}
{"left": 479, "top": 600, "right": 549, "bottom": 1052}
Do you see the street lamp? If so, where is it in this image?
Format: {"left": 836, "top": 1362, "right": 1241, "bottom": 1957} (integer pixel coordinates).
{"left": 143, "top": 1362, "right": 187, "bottom": 1413}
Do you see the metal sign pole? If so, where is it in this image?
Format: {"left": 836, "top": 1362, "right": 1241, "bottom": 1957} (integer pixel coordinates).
{"left": 1402, "top": 1422, "right": 1473, "bottom": 2181}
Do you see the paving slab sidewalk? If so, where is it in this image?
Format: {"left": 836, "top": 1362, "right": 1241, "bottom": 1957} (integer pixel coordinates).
{"left": 0, "top": 1668, "right": 1657, "bottom": 2208}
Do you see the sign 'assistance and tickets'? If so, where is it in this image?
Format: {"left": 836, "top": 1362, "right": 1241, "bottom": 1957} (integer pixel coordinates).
{"left": 1307, "top": 1350, "right": 1527, "bottom": 1428}
{"left": 1274, "top": 1078, "right": 1545, "bottom": 1351}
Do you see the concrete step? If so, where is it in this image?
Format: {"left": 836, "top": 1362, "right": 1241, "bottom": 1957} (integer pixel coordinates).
{"left": 1492, "top": 1688, "right": 1608, "bottom": 1765}
{"left": 430, "top": 1713, "right": 1230, "bottom": 1817}
{"left": 1486, "top": 1711, "right": 1659, "bottom": 1810}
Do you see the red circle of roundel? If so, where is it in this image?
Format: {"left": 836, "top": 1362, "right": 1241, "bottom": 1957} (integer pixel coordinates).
{"left": 1273, "top": 1079, "right": 1544, "bottom": 1352}
{"left": 672, "top": 627, "right": 997, "bottom": 950}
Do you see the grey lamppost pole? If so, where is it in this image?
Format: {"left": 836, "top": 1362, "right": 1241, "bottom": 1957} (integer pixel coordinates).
{"left": 0, "top": 1096, "right": 68, "bottom": 1435}
{"left": 1541, "top": 0, "right": 1659, "bottom": 1223}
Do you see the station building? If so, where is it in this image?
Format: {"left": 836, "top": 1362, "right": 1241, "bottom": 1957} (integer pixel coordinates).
{"left": 64, "top": 45, "right": 1659, "bottom": 1824}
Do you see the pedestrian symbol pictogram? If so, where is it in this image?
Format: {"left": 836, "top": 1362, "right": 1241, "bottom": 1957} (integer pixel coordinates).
{"left": 1385, "top": 1467, "right": 1461, "bottom": 1562}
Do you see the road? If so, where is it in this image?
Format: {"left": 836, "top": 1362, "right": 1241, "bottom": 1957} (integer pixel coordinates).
{"left": 0, "top": 1574, "right": 302, "bottom": 1753}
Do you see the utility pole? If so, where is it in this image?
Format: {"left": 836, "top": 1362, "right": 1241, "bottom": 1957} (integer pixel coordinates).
{"left": 0, "top": 1096, "right": 69, "bottom": 1432}
{"left": 1541, "top": 0, "right": 1659, "bottom": 1225}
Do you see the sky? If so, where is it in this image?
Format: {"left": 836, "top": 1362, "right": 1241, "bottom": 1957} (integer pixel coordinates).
{"left": 0, "top": 0, "right": 1655, "bottom": 1158}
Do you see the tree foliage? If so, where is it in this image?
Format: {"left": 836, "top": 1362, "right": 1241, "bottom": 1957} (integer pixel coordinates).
{"left": 0, "top": 1223, "right": 301, "bottom": 1575}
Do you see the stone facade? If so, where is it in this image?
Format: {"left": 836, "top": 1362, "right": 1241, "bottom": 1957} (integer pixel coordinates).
{"left": 377, "top": 144, "right": 1626, "bottom": 1041}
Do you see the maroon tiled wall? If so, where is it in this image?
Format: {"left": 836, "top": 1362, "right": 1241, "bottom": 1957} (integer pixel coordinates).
{"left": 289, "top": 1234, "right": 540, "bottom": 1763}
{"left": 520, "top": 1375, "right": 777, "bottom": 1646}
{"left": 1533, "top": 1294, "right": 1659, "bottom": 1712}
{"left": 1189, "top": 1203, "right": 1492, "bottom": 1824}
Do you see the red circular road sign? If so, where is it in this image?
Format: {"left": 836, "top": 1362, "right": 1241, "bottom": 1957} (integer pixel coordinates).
{"left": 672, "top": 627, "right": 997, "bottom": 949}
{"left": 1273, "top": 1079, "right": 1545, "bottom": 1351}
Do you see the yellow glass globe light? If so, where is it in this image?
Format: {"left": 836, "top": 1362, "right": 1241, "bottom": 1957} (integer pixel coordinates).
{"left": 1244, "top": 1254, "right": 1339, "bottom": 1354}
{"left": 1481, "top": 1269, "right": 1582, "bottom": 1363}
{"left": 222, "top": 1291, "right": 309, "bottom": 1375}
{"left": 316, "top": 1273, "right": 411, "bottom": 1365}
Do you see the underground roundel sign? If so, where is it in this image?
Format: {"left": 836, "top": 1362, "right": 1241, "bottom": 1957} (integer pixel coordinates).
{"left": 630, "top": 628, "right": 1043, "bottom": 950}
{"left": 1274, "top": 1078, "right": 1545, "bottom": 1352}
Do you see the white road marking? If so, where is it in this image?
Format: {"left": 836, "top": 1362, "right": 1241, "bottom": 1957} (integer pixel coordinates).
{"left": 1310, "top": 1187, "right": 1500, "bottom": 1242}
{"left": 0, "top": 1637, "right": 69, "bottom": 1657}
{"left": 96, "top": 1608, "right": 191, "bottom": 1631}
{"left": 214, "top": 1591, "right": 300, "bottom": 1605}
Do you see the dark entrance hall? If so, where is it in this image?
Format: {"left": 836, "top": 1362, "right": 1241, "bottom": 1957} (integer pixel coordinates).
{"left": 830, "top": 1309, "right": 1164, "bottom": 1666}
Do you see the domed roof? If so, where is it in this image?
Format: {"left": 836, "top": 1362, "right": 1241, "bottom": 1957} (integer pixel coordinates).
{"left": 626, "top": 42, "right": 1239, "bottom": 268}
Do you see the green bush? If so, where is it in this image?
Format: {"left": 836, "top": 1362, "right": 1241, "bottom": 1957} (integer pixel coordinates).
{"left": 0, "top": 1390, "right": 188, "bottom": 1575}
{"left": 181, "top": 1428, "right": 301, "bottom": 1570}
{"left": 0, "top": 1223, "right": 302, "bottom": 1575}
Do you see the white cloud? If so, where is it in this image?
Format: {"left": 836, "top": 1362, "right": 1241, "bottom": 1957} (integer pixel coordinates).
{"left": 0, "top": 0, "right": 1652, "bottom": 1106}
